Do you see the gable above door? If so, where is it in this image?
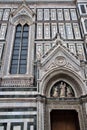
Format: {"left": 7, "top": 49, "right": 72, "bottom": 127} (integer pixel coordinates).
{"left": 37, "top": 34, "right": 84, "bottom": 80}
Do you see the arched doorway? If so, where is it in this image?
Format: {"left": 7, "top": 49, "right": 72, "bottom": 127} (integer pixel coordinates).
{"left": 50, "top": 110, "right": 80, "bottom": 130}
{"left": 39, "top": 68, "right": 87, "bottom": 130}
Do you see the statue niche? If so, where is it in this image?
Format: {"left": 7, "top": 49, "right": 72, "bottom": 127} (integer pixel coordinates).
{"left": 50, "top": 81, "right": 75, "bottom": 98}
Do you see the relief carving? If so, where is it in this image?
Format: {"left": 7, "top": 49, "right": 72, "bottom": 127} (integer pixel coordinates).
{"left": 51, "top": 81, "right": 75, "bottom": 98}
{"left": 1, "top": 77, "right": 33, "bottom": 87}
{"left": 45, "top": 63, "right": 56, "bottom": 71}
{"left": 52, "top": 87, "right": 59, "bottom": 97}
{"left": 55, "top": 56, "right": 66, "bottom": 66}
{"left": 60, "top": 82, "right": 66, "bottom": 97}
{"left": 44, "top": 56, "right": 66, "bottom": 71}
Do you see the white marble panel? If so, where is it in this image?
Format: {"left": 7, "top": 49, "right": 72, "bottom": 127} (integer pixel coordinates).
{"left": 0, "top": 119, "right": 34, "bottom": 123}
{"left": 0, "top": 111, "right": 37, "bottom": 116}
{"left": 30, "top": 125, "right": 34, "bottom": 130}
{"left": 0, "top": 102, "right": 36, "bottom": 108}
{"left": 0, "top": 126, "right": 4, "bottom": 130}
{"left": 13, "top": 126, "right": 21, "bottom": 130}
{"left": 85, "top": 103, "right": 87, "bottom": 114}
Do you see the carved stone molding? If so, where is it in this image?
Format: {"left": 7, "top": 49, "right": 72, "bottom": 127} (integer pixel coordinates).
{"left": 44, "top": 56, "right": 66, "bottom": 72}
{"left": 45, "top": 99, "right": 86, "bottom": 130}
{"left": 44, "top": 55, "right": 80, "bottom": 74}
{"left": 44, "top": 62, "right": 56, "bottom": 71}
{"left": 10, "top": 2, "right": 35, "bottom": 25}
{"left": 66, "top": 62, "right": 80, "bottom": 72}
{"left": 17, "top": 18, "right": 29, "bottom": 26}
{"left": 1, "top": 77, "right": 34, "bottom": 87}
{"left": 55, "top": 56, "right": 66, "bottom": 66}
{"left": 84, "top": 35, "right": 87, "bottom": 44}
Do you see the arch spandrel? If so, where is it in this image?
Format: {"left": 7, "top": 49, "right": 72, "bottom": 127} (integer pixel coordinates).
{"left": 40, "top": 67, "right": 86, "bottom": 97}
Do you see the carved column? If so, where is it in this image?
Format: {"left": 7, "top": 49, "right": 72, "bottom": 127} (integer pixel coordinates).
{"left": 36, "top": 95, "right": 46, "bottom": 130}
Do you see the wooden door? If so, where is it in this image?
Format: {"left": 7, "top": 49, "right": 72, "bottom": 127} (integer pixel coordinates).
{"left": 51, "top": 110, "right": 80, "bottom": 130}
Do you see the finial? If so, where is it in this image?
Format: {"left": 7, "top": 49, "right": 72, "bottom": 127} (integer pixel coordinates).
{"left": 23, "top": 0, "right": 26, "bottom": 4}
{"left": 54, "top": 33, "right": 62, "bottom": 45}
{"left": 56, "top": 33, "right": 61, "bottom": 40}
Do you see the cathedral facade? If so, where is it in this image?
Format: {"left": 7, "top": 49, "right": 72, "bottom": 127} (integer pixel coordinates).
{"left": 0, "top": 0, "right": 87, "bottom": 130}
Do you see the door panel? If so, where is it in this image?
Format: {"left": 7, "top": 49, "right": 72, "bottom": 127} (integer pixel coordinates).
{"left": 51, "top": 110, "right": 80, "bottom": 130}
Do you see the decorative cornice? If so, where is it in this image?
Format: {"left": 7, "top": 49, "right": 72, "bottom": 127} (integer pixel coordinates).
{"left": 0, "top": 0, "right": 75, "bottom": 2}
{"left": 0, "top": 94, "right": 86, "bottom": 103}
{"left": 36, "top": 94, "right": 87, "bottom": 104}
{"left": 1, "top": 77, "right": 34, "bottom": 87}
{"left": 76, "top": 0, "right": 87, "bottom": 3}
{"left": 0, "top": 98, "right": 37, "bottom": 102}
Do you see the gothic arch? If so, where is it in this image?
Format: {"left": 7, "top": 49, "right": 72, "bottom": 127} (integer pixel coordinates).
{"left": 6, "top": 3, "right": 35, "bottom": 77}
{"left": 10, "top": 3, "right": 35, "bottom": 25}
{"left": 11, "top": 15, "right": 33, "bottom": 26}
{"left": 40, "top": 67, "right": 86, "bottom": 97}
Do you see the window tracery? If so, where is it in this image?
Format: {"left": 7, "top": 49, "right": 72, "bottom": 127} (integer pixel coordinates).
{"left": 36, "top": 8, "right": 81, "bottom": 40}
{"left": 70, "top": 9, "right": 77, "bottom": 20}
{"left": 0, "top": 9, "right": 3, "bottom": 20}
{"left": 64, "top": 9, "right": 70, "bottom": 21}
{"left": 3, "top": 9, "right": 10, "bottom": 21}
{"left": 10, "top": 24, "right": 29, "bottom": 74}
{"left": 0, "top": 23, "right": 7, "bottom": 40}
{"left": 44, "top": 9, "right": 49, "bottom": 21}
{"left": 84, "top": 19, "right": 87, "bottom": 32}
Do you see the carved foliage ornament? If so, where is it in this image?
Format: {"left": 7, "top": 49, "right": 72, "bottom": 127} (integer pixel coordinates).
{"left": 50, "top": 81, "right": 75, "bottom": 98}
{"left": 44, "top": 56, "right": 66, "bottom": 71}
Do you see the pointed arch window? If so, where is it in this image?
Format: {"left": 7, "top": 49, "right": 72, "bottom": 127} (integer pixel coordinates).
{"left": 80, "top": 5, "right": 86, "bottom": 14}
{"left": 10, "top": 24, "right": 29, "bottom": 74}
{"left": 84, "top": 19, "right": 87, "bottom": 32}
